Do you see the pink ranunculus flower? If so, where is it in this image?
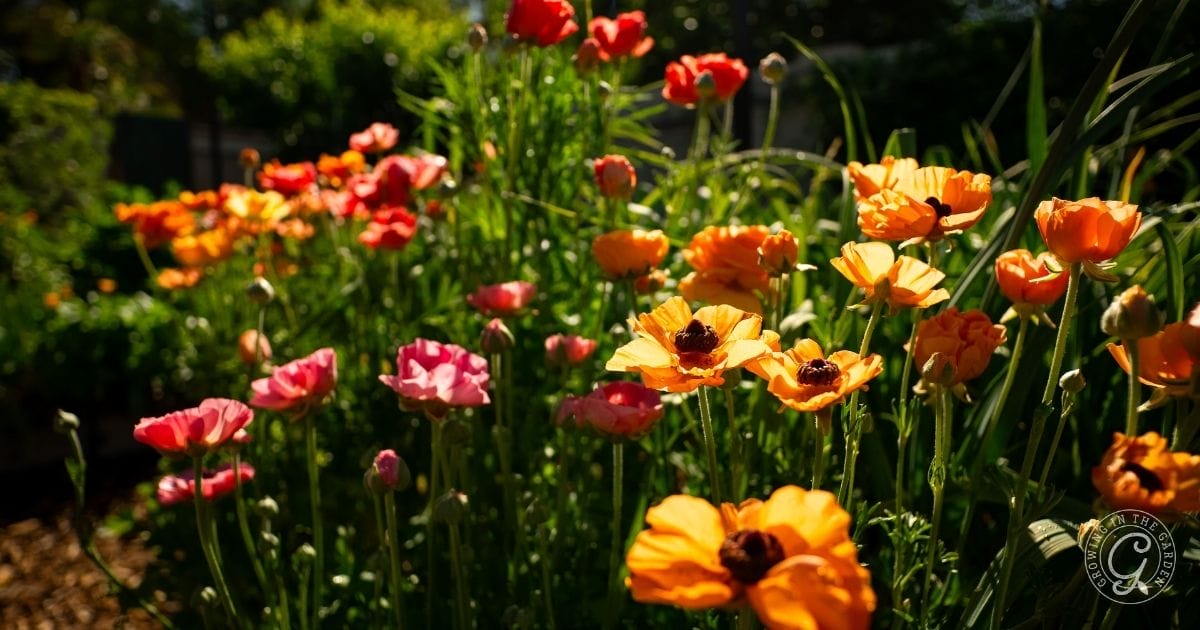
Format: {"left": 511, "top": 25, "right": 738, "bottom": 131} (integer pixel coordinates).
{"left": 379, "top": 338, "right": 491, "bottom": 420}
{"left": 133, "top": 398, "right": 255, "bottom": 457}
{"left": 557, "top": 381, "right": 663, "bottom": 440}
{"left": 349, "top": 122, "right": 400, "bottom": 154}
{"left": 156, "top": 463, "right": 256, "bottom": 506}
{"left": 545, "top": 334, "right": 598, "bottom": 367}
{"left": 249, "top": 347, "right": 338, "bottom": 415}
{"left": 466, "top": 281, "right": 536, "bottom": 316}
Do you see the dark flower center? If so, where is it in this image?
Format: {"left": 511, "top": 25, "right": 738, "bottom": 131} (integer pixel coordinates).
{"left": 674, "top": 319, "right": 720, "bottom": 354}
{"left": 797, "top": 358, "right": 841, "bottom": 387}
{"left": 925, "top": 196, "right": 953, "bottom": 218}
{"left": 719, "top": 529, "right": 785, "bottom": 584}
{"left": 1121, "top": 461, "right": 1164, "bottom": 492}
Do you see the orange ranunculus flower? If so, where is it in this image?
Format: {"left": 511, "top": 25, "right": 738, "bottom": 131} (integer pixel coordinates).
{"left": 757, "top": 230, "right": 798, "bottom": 277}
{"left": 857, "top": 166, "right": 992, "bottom": 243}
{"left": 662, "top": 53, "right": 749, "bottom": 107}
{"left": 747, "top": 339, "right": 882, "bottom": 414}
{"left": 1181, "top": 303, "right": 1200, "bottom": 362}
{"left": 178, "top": 189, "right": 223, "bottom": 211}
{"left": 1035, "top": 197, "right": 1141, "bottom": 265}
{"left": 994, "top": 249, "right": 1068, "bottom": 307}
{"left": 592, "top": 229, "right": 669, "bottom": 279}
{"left": 171, "top": 228, "right": 236, "bottom": 268}
{"left": 1108, "top": 322, "right": 1197, "bottom": 408}
{"left": 1092, "top": 432, "right": 1200, "bottom": 516}
{"left": 912, "top": 307, "right": 1007, "bottom": 385}
{"left": 634, "top": 269, "right": 668, "bottom": 295}
{"left": 114, "top": 200, "right": 195, "bottom": 249}
{"left": 626, "top": 486, "right": 875, "bottom": 629}
{"left": 317, "top": 150, "right": 366, "bottom": 187}
{"left": 156, "top": 267, "right": 203, "bottom": 290}
{"left": 606, "top": 296, "right": 776, "bottom": 393}
{"left": 829, "top": 241, "right": 949, "bottom": 312}
{"left": 681, "top": 225, "right": 772, "bottom": 313}
{"left": 846, "top": 156, "right": 919, "bottom": 201}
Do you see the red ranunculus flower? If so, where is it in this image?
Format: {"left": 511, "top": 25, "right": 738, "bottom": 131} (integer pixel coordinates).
{"left": 590, "top": 11, "right": 654, "bottom": 61}
{"left": 358, "top": 207, "right": 418, "bottom": 250}
{"left": 157, "top": 463, "right": 256, "bottom": 506}
{"left": 506, "top": 0, "right": 579, "bottom": 47}
{"left": 558, "top": 381, "right": 664, "bottom": 440}
{"left": 249, "top": 347, "right": 338, "bottom": 414}
{"left": 594, "top": 154, "right": 637, "bottom": 198}
{"left": 467, "top": 281, "right": 537, "bottom": 317}
{"left": 133, "top": 398, "right": 255, "bottom": 457}
{"left": 349, "top": 122, "right": 399, "bottom": 154}
{"left": 258, "top": 160, "right": 318, "bottom": 196}
{"left": 545, "top": 334, "right": 598, "bottom": 367}
{"left": 662, "top": 53, "right": 749, "bottom": 107}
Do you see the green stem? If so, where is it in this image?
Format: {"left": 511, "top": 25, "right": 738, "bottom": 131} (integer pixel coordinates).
{"left": 132, "top": 235, "right": 159, "bottom": 281}
{"left": 920, "top": 385, "right": 951, "bottom": 623}
{"left": 371, "top": 493, "right": 387, "bottom": 624}
{"left": 425, "top": 421, "right": 441, "bottom": 629}
{"left": 539, "top": 527, "right": 557, "bottom": 630}
{"left": 1124, "top": 340, "right": 1140, "bottom": 436}
{"left": 1039, "top": 388, "right": 1078, "bottom": 488}
{"left": 491, "top": 351, "right": 518, "bottom": 566}
{"left": 837, "top": 299, "right": 884, "bottom": 505}
{"left": 811, "top": 415, "right": 826, "bottom": 490}
{"left": 384, "top": 492, "right": 407, "bottom": 629}
{"left": 697, "top": 387, "right": 724, "bottom": 506}
{"left": 724, "top": 388, "right": 745, "bottom": 501}
{"left": 605, "top": 442, "right": 625, "bottom": 629}
{"left": 448, "top": 522, "right": 470, "bottom": 629}
{"left": 1040, "top": 264, "right": 1080, "bottom": 406}
{"left": 894, "top": 309, "right": 923, "bottom": 514}
{"left": 193, "top": 456, "right": 240, "bottom": 626}
{"left": 304, "top": 413, "right": 324, "bottom": 628}
{"left": 232, "top": 453, "right": 269, "bottom": 607}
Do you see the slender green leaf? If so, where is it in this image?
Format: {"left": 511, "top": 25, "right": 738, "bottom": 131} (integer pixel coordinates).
{"left": 1026, "top": 15, "right": 1048, "bottom": 176}
{"left": 1156, "top": 222, "right": 1186, "bottom": 321}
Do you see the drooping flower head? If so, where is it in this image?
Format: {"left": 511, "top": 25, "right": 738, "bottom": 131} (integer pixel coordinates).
{"left": 829, "top": 241, "right": 949, "bottom": 312}
{"left": 606, "top": 296, "right": 777, "bottom": 393}
{"left": 912, "top": 308, "right": 1007, "bottom": 386}
{"left": 558, "top": 381, "right": 663, "bottom": 440}
{"left": 594, "top": 154, "right": 637, "bottom": 198}
{"left": 857, "top": 166, "right": 992, "bottom": 244}
{"left": 592, "top": 229, "right": 669, "bottom": 279}
{"left": 506, "top": 0, "right": 579, "bottom": 47}
{"left": 545, "top": 334, "right": 598, "bottom": 367}
{"left": 1092, "top": 432, "right": 1200, "bottom": 517}
{"left": 1108, "top": 322, "right": 1197, "bottom": 410}
{"left": 846, "top": 156, "right": 919, "bottom": 201}
{"left": 349, "top": 122, "right": 400, "bottom": 154}
{"left": 467, "top": 281, "right": 537, "bottom": 317}
{"left": 379, "top": 338, "right": 491, "bottom": 420}
{"left": 626, "top": 486, "right": 875, "bottom": 629}
{"left": 589, "top": 11, "right": 653, "bottom": 61}
{"left": 249, "top": 347, "right": 338, "bottom": 415}
{"left": 133, "top": 398, "right": 255, "bottom": 457}
{"left": 748, "top": 339, "right": 882, "bottom": 430}
{"left": 663, "top": 53, "right": 749, "bottom": 107}
{"left": 680, "top": 225, "right": 772, "bottom": 313}
{"left": 157, "top": 463, "right": 256, "bottom": 506}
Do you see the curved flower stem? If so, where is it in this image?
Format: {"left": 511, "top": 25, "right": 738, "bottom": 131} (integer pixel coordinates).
{"left": 231, "top": 453, "right": 269, "bottom": 608}
{"left": 604, "top": 441, "right": 625, "bottom": 629}
{"left": 724, "top": 388, "right": 745, "bottom": 501}
{"left": 837, "top": 299, "right": 885, "bottom": 505}
{"left": 384, "top": 492, "right": 407, "bottom": 630}
{"left": 697, "top": 387, "right": 724, "bottom": 506}
{"left": 1124, "top": 340, "right": 1140, "bottom": 436}
{"left": 192, "top": 456, "right": 240, "bottom": 626}
{"left": 132, "top": 235, "right": 159, "bottom": 281}
{"left": 991, "top": 263, "right": 1080, "bottom": 630}
{"left": 304, "top": 413, "right": 324, "bottom": 629}
{"left": 920, "top": 385, "right": 951, "bottom": 623}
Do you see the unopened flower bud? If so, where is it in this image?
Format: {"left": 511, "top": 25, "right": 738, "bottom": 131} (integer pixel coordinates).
{"left": 1059, "top": 369, "right": 1086, "bottom": 393}
{"left": 246, "top": 277, "right": 275, "bottom": 305}
{"left": 54, "top": 409, "right": 80, "bottom": 434}
{"left": 758, "top": 230, "right": 799, "bottom": 276}
{"left": 694, "top": 70, "right": 717, "bottom": 100}
{"left": 574, "top": 38, "right": 602, "bottom": 75}
{"left": 922, "top": 352, "right": 956, "bottom": 387}
{"left": 1077, "top": 518, "right": 1100, "bottom": 546}
{"left": 438, "top": 178, "right": 458, "bottom": 198}
{"left": 295, "top": 543, "right": 317, "bottom": 564}
{"left": 719, "top": 367, "right": 743, "bottom": 390}
{"left": 597, "top": 81, "right": 613, "bottom": 101}
{"left": 442, "top": 419, "right": 471, "bottom": 447}
{"left": 480, "top": 318, "right": 515, "bottom": 354}
{"left": 239, "top": 148, "right": 261, "bottom": 170}
{"left": 238, "top": 329, "right": 272, "bottom": 365}
{"left": 467, "top": 23, "right": 488, "bottom": 52}
{"left": 1101, "top": 285, "right": 1163, "bottom": 340}
{"left": 198, "top": 586, "right": 219, "bottom": 607}
{"left": 759, "top": 52, "right": 788, "bottom": 85}
{"left": 256, "top": 496, "right": 280, "bottom": 518}
{"left": 369, "top": 449, "right": 411, "bottom": 492}
{"left": 260, "top": 531, "right": 280, "bottom": 549}
{"left": 332, "top": 574, "right": 351, "bottom": 588}
{"left": 433, "top": 490, "right": 468, "bottom": 525}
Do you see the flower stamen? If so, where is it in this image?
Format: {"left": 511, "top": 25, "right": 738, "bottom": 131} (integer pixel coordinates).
{"left": 797, "top": 358, "right": 841, "bottom": 388}
{"left": 719, "top": 529, "right": 784, "bottom": 584}
{"left": 1121, "top": 461, "right": 1165, "bottom": 492}
{"left": 674, "top": 319, "right": 720, "bottom": 354}
{"left": 925, "top": 196, "right": 953, "bottom": 218}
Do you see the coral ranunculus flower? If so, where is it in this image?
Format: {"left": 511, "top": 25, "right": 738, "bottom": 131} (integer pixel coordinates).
{"left": 857, "top": 166, "right": 992, "bottom": 243}
{"left": 544, "top": 334, "right": 598, "bottom": 367}
{"left": 171, "top": 228, "right": 237, "bottom": 268}
{"left": 747, "top": 339, "right": 883, "bottom": 414}
{"left": 681, "top": 225, "right": 772, "bottom": 313}
{"left": 829, "top": 241, "right": 949, "bottom": 312}
{"left": 758, "top": 230, "right": 799, "bottom": 276}
{"left": 157, "top": 463, "right": 256, "bottom": 506}
{"left": 114, "top": 201, "right": 195, "bottom": 249}
{"left": 1108, "top": 322, "right": 1197, "bottom": 409}
{"left": 156, "top": 267, "right": 203, "bottom": 290}
{"left": 1092, "top": 432, "right": 1200, "bottom": 516}
{"left": 846, "top": 156, "right": 919, "bottom": 201}
{"left": 1035, "top": 197, "right": 1142, "bottom": 265}
{"left": 663, "top": 53, "right": 750, "bottom": 107}
{"left": 348, "top": 122, "right": 399, "bottom": 154}
{"left": 506, "top": 0, "right": 579, "bottom": 47}
{"left": 994, "top": 249, "right": 1068, "bottom": 308}
{"left": 379, "top": 338, "right": 491, "bottom": 420}
{"left": 592, "top": 229, "right": 669, "bottom": 279}
{"left": 467, "top": 281, "right": 537, "bottom": 316}
{"left": 626, "top": 486, "right": 875, "bottom": 629}
{"left": 558, "top": 381, "right": 664, "bottom": 440}
{"left": 606, "top": 296, "right": 775, "bottom": 393}
{"left": 133, "top": 398, "right": 255, "bottom": 457}
{"left": 249, "top": 347, "right": 338, "bottom": 414}
{"left": 590, "top": 11, "right": 653, "bottom": 61}
{"left": 238, "top": 329, "right": 272, "bottom": 365}
{"left": 594, "top": 154, "right": 637, "bottom": 198}
{"left": 358, "top": 207, "right": 418, "bottom": 250}
{"left": 912, "top": 307, "right": 1007, "bottom": 385}
{"left": 258, "top": 160, "right": 318, "bottom": 196}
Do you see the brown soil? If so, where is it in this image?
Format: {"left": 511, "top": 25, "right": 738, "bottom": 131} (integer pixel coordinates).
{"left": 0, "top": 506, "right": 171, "bottom": 629}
